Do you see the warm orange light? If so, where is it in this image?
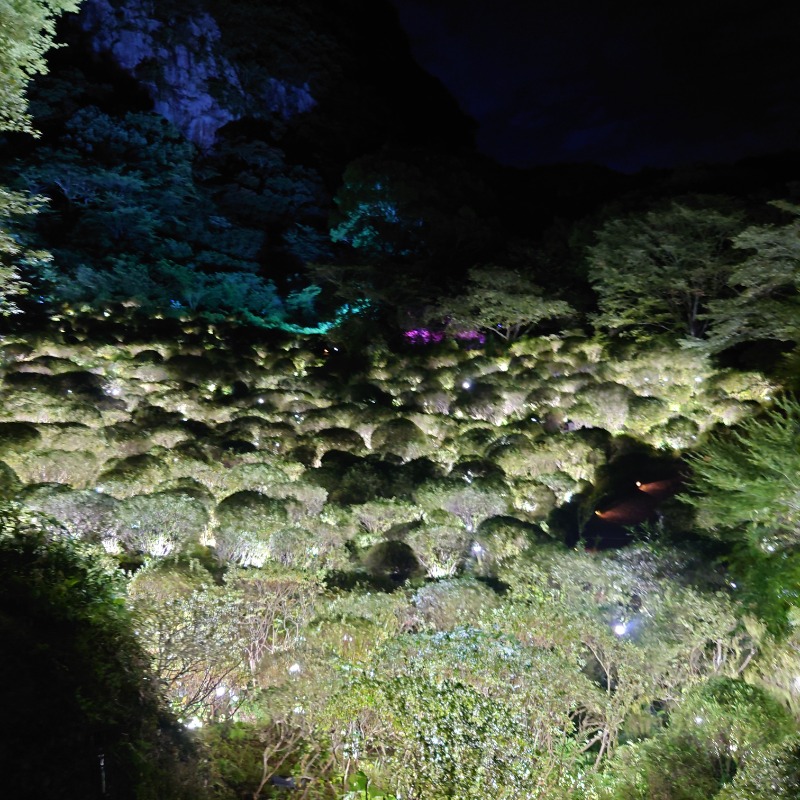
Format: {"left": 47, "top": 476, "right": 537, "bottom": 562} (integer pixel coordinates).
{"left": 637, "top": 479, "right": 674, "bottom": 495}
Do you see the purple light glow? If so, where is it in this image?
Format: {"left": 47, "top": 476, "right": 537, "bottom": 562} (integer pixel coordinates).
{"left": 404, "top": 329, "right": 446, "bottom": 345}
{"left": 402, "top": 328, "right": 487, "bottom": 347}
{"left": 454, "top": 330, "right": 486, "bottom": 344}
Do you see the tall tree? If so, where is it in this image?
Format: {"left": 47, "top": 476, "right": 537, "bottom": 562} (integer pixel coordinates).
{"left": 703, "top": 201, "right": 800, "bottom": 353}
{"left": 435, "top": 266, "right": 574, "bottom": 342}
{"left": 588, "top": 197, "right": 744, "bottom": 341}
{"left": 685, "top": 396, "right": 800, "bottom": 553}
{"left": 0, "top": 186, "right": 49, "bottom": 314}
{"left": 0, "top": 0, "right": 81, "bottom": 314}
{"left": 0, "top": 0, "right": 81, "bottom": 135}
{"left": 330, "top": 151, "right": 497, "bottom": 266}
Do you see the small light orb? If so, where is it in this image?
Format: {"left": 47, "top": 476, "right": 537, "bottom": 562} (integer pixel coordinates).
{"left": 215, "top": 686, "right": 227, "bottom": 697}
{"left": 613, "top": 622, "right": 627, "bottom": 636}
{"left": 462, "top": 380, "right": 472, "bottom": 389}
{"left": 694, "top": 716, "right": 704, "bottom": 725}
{"left": 471, "top": 542, "right": 484, "bottom": 556}
{"left": 288, "top": 662, "right": 302, "bottom": 675}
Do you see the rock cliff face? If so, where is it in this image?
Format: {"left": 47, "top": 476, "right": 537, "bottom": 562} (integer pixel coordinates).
{"left": 74, "top": 0, "right": 474, "bottom": 172}
{"left": 78, "top": 0, "right": 315, "bottom": 149}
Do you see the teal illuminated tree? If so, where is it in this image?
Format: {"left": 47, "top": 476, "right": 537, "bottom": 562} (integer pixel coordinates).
{"left": 330, "top": 152, "right": 497, "bottom": 264}
{"left": 330, "top": 156, "right": 435, "bottom": 259}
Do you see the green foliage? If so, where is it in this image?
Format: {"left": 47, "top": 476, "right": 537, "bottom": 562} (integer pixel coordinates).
{"left": 3, "top": 3, "right": 800, "bottom": 793}
{"left": 128, "top": 559, "right": 246, "bottom": 720}
{"left": 116, "top": 490, "right": 209, "bottom": 556}
{"left": 370, "top": 417, "right": 429, "bottom": 461}
{"left": 406, "top": 516, "right": 471, "bottom": 578}
{"left": 410, "top": 578, "right": 501, "bottom": 630}
{"left": 685, "top": 396, "right": 800, "bottom": 552}
{"left": 0, "top": 0, "right": 80, "bottom": 135}
{"left": 330, "top": 157, "right": 425, "bottom": 258}
{"left": 10, "top": 105, "right": 339, "bottom": 330}
{"left": 588, "top": 197, "right": 744, "bottom": 341}
{"left": 214, "top": 491, "right": 290, "bottom": 566}
{"left": 198, "top": 722, "right": 268, "bottom": 799}
{"left": 436, "top": 266, "right": 574, "bottom": 342}
{"left": 598, "top": 679, "right": 796, "bottom": 800}
{"left": 0, "top": 186, "right": 51, "bottom": 314}
{"left": 716, "top": 736, "right": 800, "bottom": 799}
{"left": 0, "top": 459, "right": 21, "bottom": 498}
{"left": 722, "top": 547, "right": 800, "bottom": 633}
{"left": 414, "top": 478, "right": 507, "bottom": 532}
{"left": 324, "top": 669, "right": 539, "bottom": 800}
{"left": 498, "top": 544, "right": 758, "bottom": 768}
{"left": 226, "top": 565, "right": 320, "bottom": 676}
{"left": 703, "top": 201, "right": 800, "bottom": 353}
{"left": 19, "top": 107, "right": 270, "bottom": 308}
{"left": 0, "top": 502, "right": 198, "bottom": 798}
{"left": 204, "top": 136, "right": 328, "bottom": 230}
{"left": 21, "top": 482, "right": 120, "bottom": 544}
{"left": 0, "top": 319, "right": 794, "bottom": 796}
{"left": 341, "top": 770, "right": 397, "bottom": 800}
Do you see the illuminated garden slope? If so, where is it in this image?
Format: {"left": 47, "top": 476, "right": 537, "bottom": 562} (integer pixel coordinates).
{"left": 1, "top": 322, "right": 799, "bottom": 798}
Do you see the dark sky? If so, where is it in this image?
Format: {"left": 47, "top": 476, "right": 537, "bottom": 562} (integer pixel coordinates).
{"left": 390, "top": 0, "right": 800, "bottom": 172}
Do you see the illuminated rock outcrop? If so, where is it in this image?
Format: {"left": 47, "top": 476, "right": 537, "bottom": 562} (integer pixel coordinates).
{"left": 78, "top": 0, "right": 314, "bottom": 149}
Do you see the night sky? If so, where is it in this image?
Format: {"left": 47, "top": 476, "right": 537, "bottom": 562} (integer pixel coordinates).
{"left": 390, "top": 0, "right": 800, "bottom": 172}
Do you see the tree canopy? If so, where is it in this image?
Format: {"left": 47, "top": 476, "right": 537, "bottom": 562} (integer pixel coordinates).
{"left": 686, "top": 396, "right": 800, "bottom": 553}
{"left": 588, "top": 197, "right": 744, "bottom": 341}
{"left": 435, "top": 266, "right": 574, "bottom": 341}
{"left": 0, "top": 0, "right": 81, "bottom": 315}
{"left": 0, "top": 0, "right": 81, "bottom": 135}
{"left": 703, "top": 202, "right": 800, "bottom": 353}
